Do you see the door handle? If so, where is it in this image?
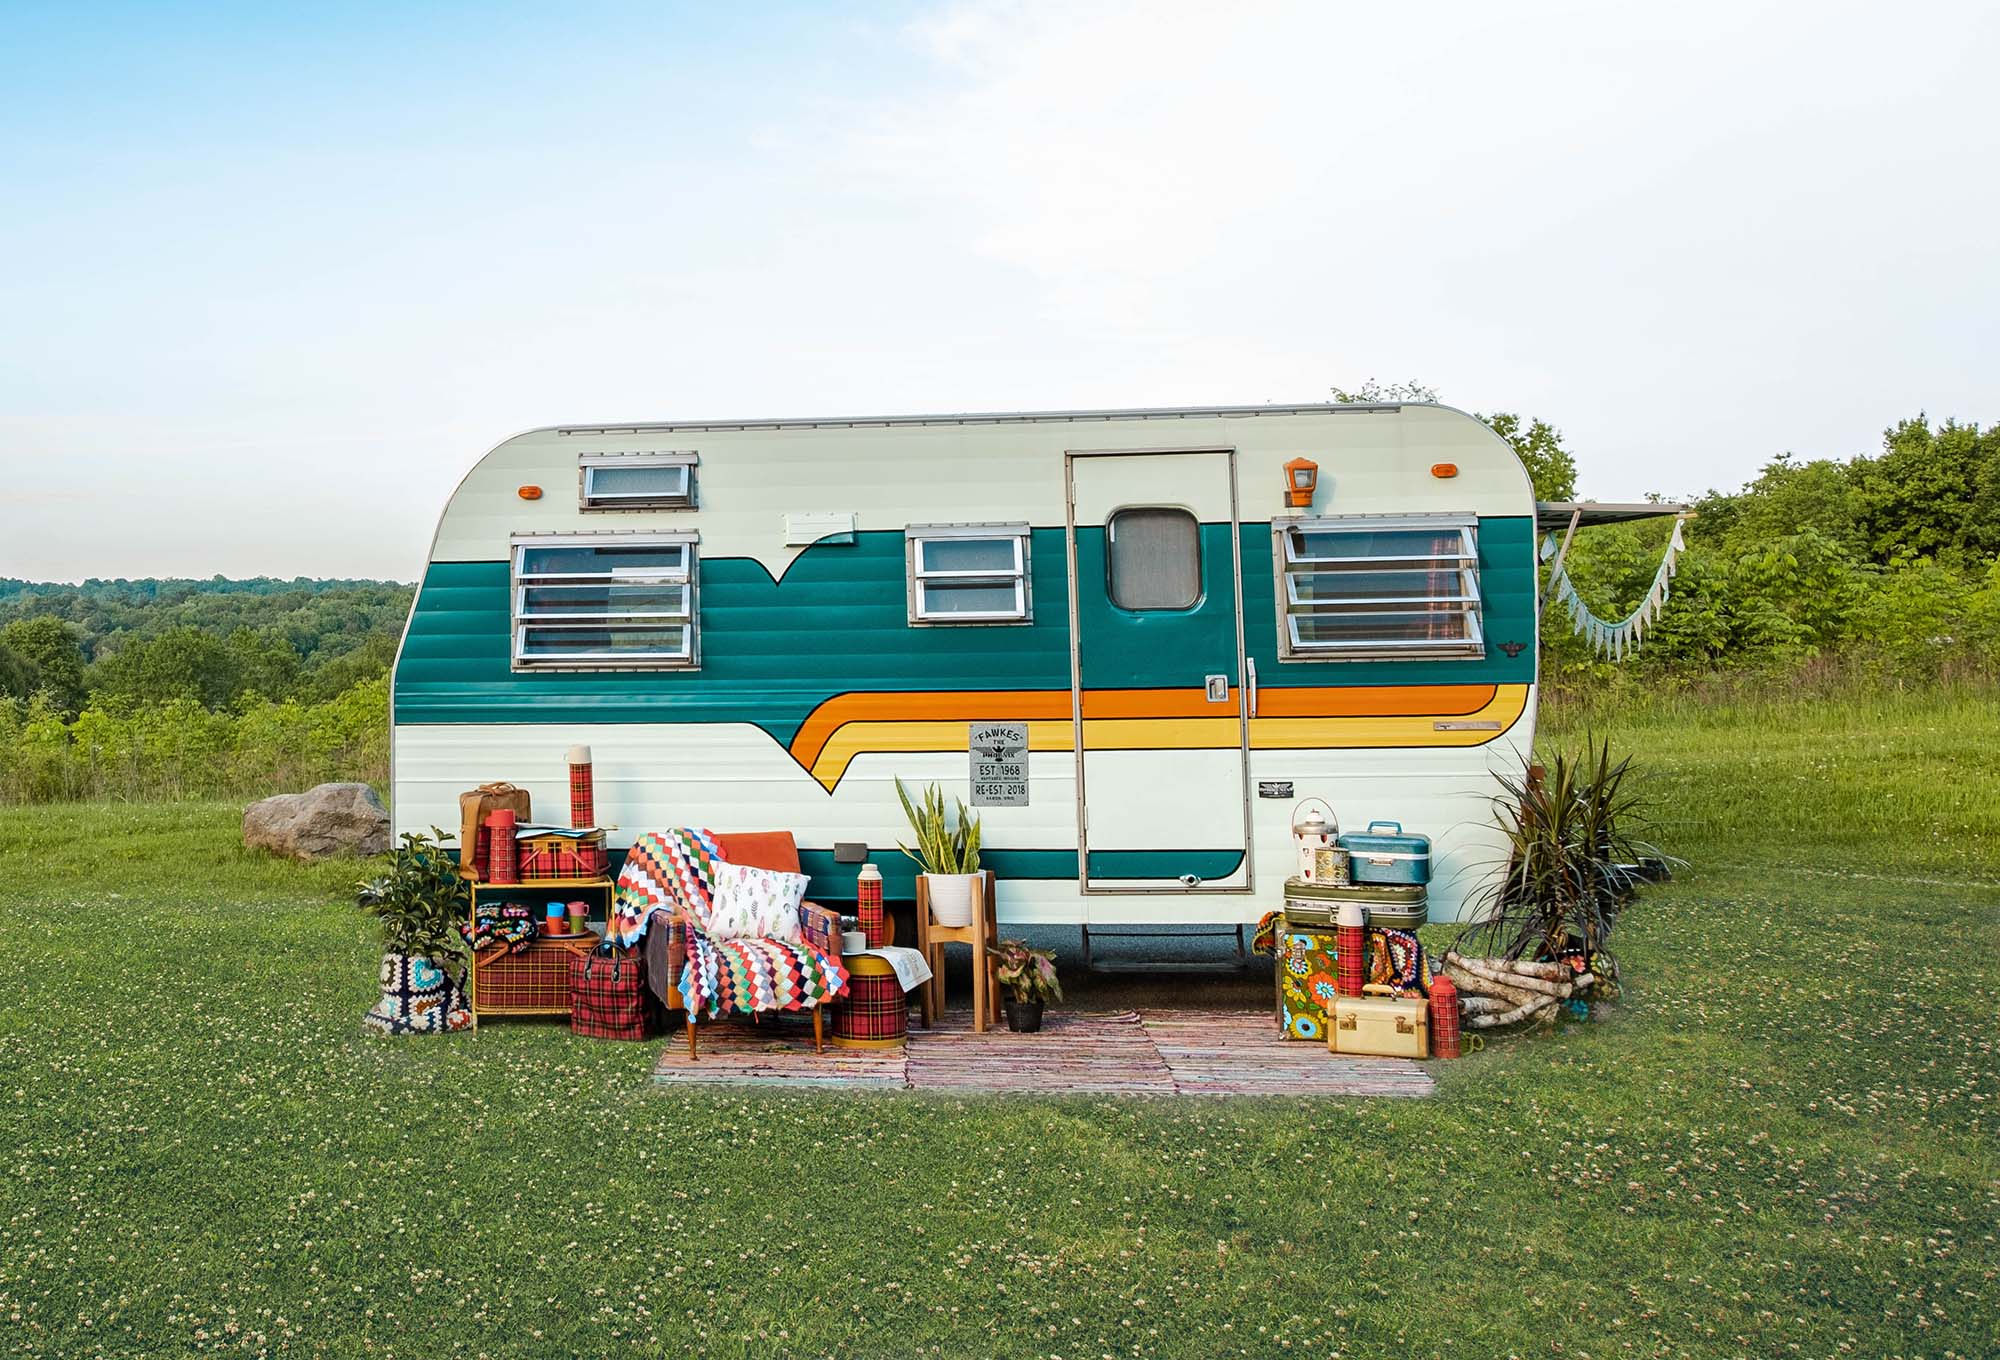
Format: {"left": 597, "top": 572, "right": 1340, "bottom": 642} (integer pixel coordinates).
{"left": 1245, "top": 656, "right": 1258, "bottom": 718}
{"left": 1204, "top": 674, "right": 1230, "bottom": 703}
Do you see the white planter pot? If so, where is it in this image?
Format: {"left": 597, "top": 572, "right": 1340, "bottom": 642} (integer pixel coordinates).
{"left": 924, "top": 872, "right": 978, "bottom": 928}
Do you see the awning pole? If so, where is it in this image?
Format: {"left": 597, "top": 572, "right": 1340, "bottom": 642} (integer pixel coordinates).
{"left": 1540, "top": 507, "right": 1582, "bottom": 609}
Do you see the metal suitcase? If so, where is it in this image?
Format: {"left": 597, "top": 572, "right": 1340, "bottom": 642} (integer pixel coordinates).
{"left": 1282, "top": 876, "right": 1428, "bottom": 930}
{"left": 1337, "top": 821, "right": 1432, "bottom": 886}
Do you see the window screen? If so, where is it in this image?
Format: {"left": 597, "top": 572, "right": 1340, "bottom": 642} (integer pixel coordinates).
{"left": 905, "top": 524, "right": 1031, "bottom": 623}
{"left": 1107, "top": 508, "right": 1201, "bottom": 610}
{"left": 1276, "top": 516, "right": 1483, "bottom": 660}
{"left": 513, "top": 535, "right": 697, "bottom": 667}
{"left": 578, "top": 452, "right": 697, "bottom": 510}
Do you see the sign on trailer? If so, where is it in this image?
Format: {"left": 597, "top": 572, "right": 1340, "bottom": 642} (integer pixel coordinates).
{"left": 969, "top": 722, "right": 1029, "bottom": 806}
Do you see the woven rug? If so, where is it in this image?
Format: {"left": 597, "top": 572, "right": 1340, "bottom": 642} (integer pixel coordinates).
{"left": 650, "top": 1007, "right": 1434, "bottom": 1098}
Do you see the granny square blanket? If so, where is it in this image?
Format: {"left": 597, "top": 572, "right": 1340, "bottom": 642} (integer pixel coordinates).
{"left": 610, "top": 828, "right": 723, "bottom": 947}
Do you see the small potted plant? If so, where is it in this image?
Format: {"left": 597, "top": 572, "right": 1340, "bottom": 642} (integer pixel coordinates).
{"left": 992, "top": 939, "right": 1062, "bottom": 1032}
{"left": 357, "top": 828, "right": 473, "bottom": 1035}
{"left": 896, "top": 778, "right": 982, "bottom": 927}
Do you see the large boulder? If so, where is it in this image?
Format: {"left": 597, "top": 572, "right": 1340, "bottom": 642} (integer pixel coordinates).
{"left": 243, "top": 782, "right": 390, "bottom": 861}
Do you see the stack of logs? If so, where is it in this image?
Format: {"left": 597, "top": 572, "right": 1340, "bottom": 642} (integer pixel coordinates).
{"left": 1442, "top": 951, "right": 1596, "bottom": 1029}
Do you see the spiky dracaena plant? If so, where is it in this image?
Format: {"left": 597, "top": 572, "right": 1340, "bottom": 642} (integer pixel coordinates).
{"left": 1458, "top": 739, "right": 1670, "bottom": 964}
{"left": 894, "top": 779, "right": 982, "bottom": 875}
{"left": 991, "top": 939, "right": 1063, "bottom": 1004}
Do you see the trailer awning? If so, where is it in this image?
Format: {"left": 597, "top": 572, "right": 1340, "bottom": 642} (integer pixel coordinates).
{"left": 1535, "top": 501, "right": 1691, "bottom": 531}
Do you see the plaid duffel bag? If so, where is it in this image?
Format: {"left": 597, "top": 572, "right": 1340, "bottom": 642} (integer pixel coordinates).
{"left": 569, "top": 947, "right": 653, "bottom": 1040}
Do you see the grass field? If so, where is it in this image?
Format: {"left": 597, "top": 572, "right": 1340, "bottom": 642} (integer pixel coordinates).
{"left": 1, "top": 692, "right": 1995, "bottom": 1358}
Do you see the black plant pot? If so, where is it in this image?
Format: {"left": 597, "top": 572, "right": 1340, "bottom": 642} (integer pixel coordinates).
{"left": 1003, "top": 998, "right": 1045, "bottom": 1033}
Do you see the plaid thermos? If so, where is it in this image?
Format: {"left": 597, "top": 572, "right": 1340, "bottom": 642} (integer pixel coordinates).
{"left": 485, "top": 808, "right": 518, "bottom": 884}
{"left": 1335, "top": 900, "right": 1366, "bottom": 997}
{"left": 1428, "top": 972, "right": 1462, "bottom": 1058}
{"left": 857, "top": 863, "right": 885, "bottom": 948}
{"left": 566, "top": 744, "right": 595, "bottom": 828}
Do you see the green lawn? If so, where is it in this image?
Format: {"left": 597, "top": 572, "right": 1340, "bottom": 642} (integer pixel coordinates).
{"left": 1, "top": 692, "right": 1995, "bottom": 1358}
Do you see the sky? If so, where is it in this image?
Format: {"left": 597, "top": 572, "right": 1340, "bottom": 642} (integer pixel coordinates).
{"left": 2, "top": 0, "right": 1995, "bottom": 583}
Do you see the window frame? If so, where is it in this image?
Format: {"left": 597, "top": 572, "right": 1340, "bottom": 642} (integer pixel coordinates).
{"left": 1104, "top": 505, "right": 1204, "bottom": 612}
{"left": 904, "top": 522, "right": 1033, "bottom": 625}
{"left": 511, "top": 531, "right": 700, "bottom": 671}
{"left": 1273, "top": 513, "right": 1485, "bottom": 662}
{"left": 577, "top": 450, "right": 699, "bottom": 511}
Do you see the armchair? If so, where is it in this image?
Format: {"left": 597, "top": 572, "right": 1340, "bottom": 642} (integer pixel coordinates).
{"left": 670, "top": 831, "right": 848, "bottom": 1060}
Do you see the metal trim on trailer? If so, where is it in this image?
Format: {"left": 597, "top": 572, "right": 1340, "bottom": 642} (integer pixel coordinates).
{"left": 1063, "top": 445, "right": 1256, "bottom": 897}
{"left": 552, "top": 401, "right": 1407, "bottom": 436}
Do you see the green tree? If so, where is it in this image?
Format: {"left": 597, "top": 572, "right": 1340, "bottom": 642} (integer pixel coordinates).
{"left": 1481, "top": 412, "right": 1579, "bottom": 503}
{"left": 0, "top": 640, "right": 37, "bottom": 700}
{"left": 0, "top": 617, "right": 87, "bottom": 716}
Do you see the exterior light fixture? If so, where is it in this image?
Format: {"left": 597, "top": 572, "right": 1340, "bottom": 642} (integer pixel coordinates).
{"left": 1283, "top": 457, "right": 1319, "bottom": 508}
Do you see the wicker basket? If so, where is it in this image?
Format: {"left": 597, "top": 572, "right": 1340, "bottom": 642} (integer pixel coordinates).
{"left": 518, "top": 831, "right": 609, "bottom": 882}
{"left": 472, "top": 933, "right": 598, "bottom": 1018}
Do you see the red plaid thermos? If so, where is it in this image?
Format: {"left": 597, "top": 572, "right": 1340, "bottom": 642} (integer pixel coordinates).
{"left": 1336, "top": 901, "right": 1366, "bottom": 998}
{"left": 857, "top": 863, "right": 885, "bottom": 949}
{"left": 485, "top": 808, "right": 518, "bottom": 884}
{"left": 1428, "top": 972, "right": 1462, "bottom": 1058}
{"left": 566, "top": 744, "right": 595, "bottom": 828}
{"left": 472, "top": 824, "right": 491, "bottom": 881}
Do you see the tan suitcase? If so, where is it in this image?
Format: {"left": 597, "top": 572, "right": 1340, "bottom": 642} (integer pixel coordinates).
{"left": 1330, "top": 983, "right": 1429, "bottom": 1059}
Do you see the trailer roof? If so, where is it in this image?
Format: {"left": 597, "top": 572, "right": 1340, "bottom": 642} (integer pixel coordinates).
{"left": 552, "top": 401, "right": 1406, "bottom": 435}
{"left": 1536, "top": 501, "right": 1690, "bottom": 531}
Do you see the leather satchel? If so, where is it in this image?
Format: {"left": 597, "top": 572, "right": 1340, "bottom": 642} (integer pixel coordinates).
{"left": 456, "top": 782, "right": 532, "bottom": 880}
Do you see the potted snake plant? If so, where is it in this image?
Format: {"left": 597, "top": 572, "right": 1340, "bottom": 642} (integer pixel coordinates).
{"left": 992, "top": 939, "right": 1062, "bottom": 1032}
{"left": 896, "top": 778, "right": 982, "bottom": 927}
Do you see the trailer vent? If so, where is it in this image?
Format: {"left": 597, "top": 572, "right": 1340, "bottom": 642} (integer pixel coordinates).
{"left": 578, "top": 451, "right": 698, "bottom": 511}
{"left": 1274, "top": 514, "right": 1483, "bottom": 661}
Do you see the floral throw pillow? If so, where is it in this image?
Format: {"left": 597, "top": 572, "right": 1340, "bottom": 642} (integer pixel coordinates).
{"left": 704, "top": 861, "right": 807, "bottom": 943}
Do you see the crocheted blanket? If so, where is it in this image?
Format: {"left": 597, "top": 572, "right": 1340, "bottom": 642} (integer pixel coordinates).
{"left": 610, "top": 828, "right": 723, "bottom": 947}
{"left": 680, "top": 932, "right": 849, "bottom": 1020}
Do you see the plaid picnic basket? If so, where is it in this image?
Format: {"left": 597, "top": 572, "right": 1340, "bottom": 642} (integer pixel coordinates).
{"left": 569, "top": 946, "right": 653, "bottom": 1040}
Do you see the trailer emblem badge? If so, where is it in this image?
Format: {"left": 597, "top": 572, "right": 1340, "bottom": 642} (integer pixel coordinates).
{"left": 1499, "top": 641, "right": 1526, "bottom": 658}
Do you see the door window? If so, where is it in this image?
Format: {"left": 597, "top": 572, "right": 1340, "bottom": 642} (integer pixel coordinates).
{"left": 1106, "top": 508, "right": 1200, "bottom": 610}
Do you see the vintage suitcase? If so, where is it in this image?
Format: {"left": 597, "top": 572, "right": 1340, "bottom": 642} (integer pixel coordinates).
{"left": 1338, "top": 821, "right": 1432, "bottom": 886}
{"left": 1281, "top": 877, "right": 1429, "bottom": 930}
{"left": 1274, "top": 918, "right": 1343, "bottom": 1043}
{"left": 1330, "top": 983, "right": 1430, "bottom": 1059}
{"left": 457, "top": 782, "right": 532, "bottom": 880}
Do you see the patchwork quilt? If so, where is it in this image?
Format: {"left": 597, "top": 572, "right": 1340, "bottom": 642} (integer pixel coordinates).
{"left": 610, "top": 828, "right": 723, "bottom": 947}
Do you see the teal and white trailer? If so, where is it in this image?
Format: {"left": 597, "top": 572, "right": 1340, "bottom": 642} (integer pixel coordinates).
{"left": 391, "top": 402, "right": 1544, "bottom": 925}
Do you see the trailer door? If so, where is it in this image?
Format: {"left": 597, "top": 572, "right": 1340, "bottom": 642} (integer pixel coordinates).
{"left": 1065, "top": 447, "right": 1253, "bottom": 900}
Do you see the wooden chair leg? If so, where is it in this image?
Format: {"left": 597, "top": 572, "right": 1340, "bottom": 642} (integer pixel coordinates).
{"left": 970, "top": 877, "right": 987, "bottom": 1034}
{"left": 812, "top": 1005, "right": 824, "bottom": 1054}
{"left": 686, "top": 1015, "right": 698, "bottom": 1062}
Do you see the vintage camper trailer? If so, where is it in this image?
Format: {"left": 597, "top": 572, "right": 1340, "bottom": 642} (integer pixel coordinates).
{"left": 391, "top": 402, "right": 1540, "bottom": 927}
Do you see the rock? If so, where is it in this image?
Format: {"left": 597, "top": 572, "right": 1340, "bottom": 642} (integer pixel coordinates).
{"left": 243, "top": 782, "right": 390, "bottom": 861}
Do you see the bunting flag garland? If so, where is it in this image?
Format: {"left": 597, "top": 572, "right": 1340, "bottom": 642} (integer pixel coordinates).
{"left": 1542, "top": 516, "right": 1687, "bottom": 661}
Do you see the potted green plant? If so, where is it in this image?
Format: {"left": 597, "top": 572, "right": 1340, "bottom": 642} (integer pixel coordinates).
{"left": 896, "top": 778, "right": 982, "bottom": 927}
{"left": 356, "top": 828, "right": 473, "bottom": 1035}
{"left": 991, "top": 939, "right": 1062, "bottom": 1032}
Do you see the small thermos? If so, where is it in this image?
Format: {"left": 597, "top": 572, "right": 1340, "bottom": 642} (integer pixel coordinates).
{"left": 485, "top": 809, "right": 518, "bottom": 884}
{"left": 857, "top": 863, "right": 885, "bottom": 949}
{"left": 1429, "top": 973, "right": 1462, "bottom": 1058}
{"left": 1336, "top": 900, "right": 1367, "bottom": 998}
{"left": 567, "top": 743, "right": 595, "bottom": 828}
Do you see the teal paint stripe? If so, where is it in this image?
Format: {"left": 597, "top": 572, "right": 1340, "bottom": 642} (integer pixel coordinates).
{"left": 393, "top": 519, "right": 1536, "bottom": 730}
{"left": 793, "top": 848, "right": 1248, "bottom": 902}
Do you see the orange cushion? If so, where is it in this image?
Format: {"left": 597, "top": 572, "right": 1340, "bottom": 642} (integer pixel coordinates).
{"left": 714, "top": 831, "right": 802, "bottom": 876}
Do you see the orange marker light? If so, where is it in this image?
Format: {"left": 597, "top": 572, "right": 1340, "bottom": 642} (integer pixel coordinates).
{"left": 1282, "top": 457, "right": 1318, "bottom": 508}
{"left": 1430, "top": 463, "right": 1458, "bottom": 479}
{"left": 518, "top": 485, "right": 544, "bottom": 500}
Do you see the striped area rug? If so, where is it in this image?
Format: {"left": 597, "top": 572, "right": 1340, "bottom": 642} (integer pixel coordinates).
{"left": 650, "top": 1008, "right": 1434, "bottom": 1098}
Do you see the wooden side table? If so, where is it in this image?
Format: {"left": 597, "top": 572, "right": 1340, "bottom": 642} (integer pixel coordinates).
{"left": 915, "top": 870, "right": 999, "bottom": 1032}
